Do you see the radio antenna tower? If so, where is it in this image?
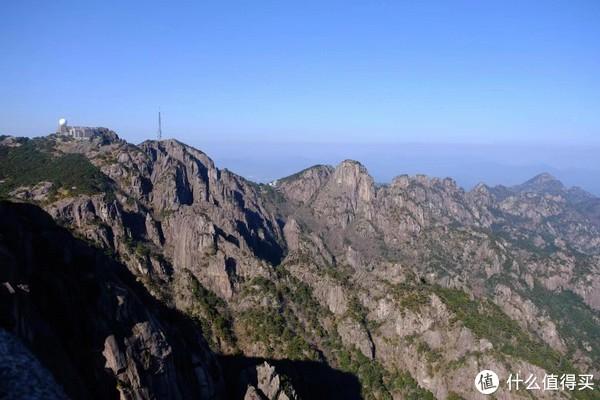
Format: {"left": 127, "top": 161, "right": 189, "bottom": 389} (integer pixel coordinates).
{"left": 157, "top": 110, "right": 162, "bottom": 140}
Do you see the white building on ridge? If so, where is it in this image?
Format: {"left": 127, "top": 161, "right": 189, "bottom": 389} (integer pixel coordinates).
{"left": 57, "top": 118, "right": 101, "bottom": 139}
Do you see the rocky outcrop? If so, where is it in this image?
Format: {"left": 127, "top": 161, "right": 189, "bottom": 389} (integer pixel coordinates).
{"left": 493, "top": 285, "right": 566, "bottom": 352}
{"left": 336, "top": 317, "right": 374, "bottom": 359}
{"left": 9, "top": 180, "right": 54, "bottom": 201}
{"left": 312, "top": 160, "right": 376, "bottom": 226}
{"left": 276, "top": 165, "right": 334, "bottom": 204}
{"left": 241, "top": 362, "right": 299, "bottom": 400}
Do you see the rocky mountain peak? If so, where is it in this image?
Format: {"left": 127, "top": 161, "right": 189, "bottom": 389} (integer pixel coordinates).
{"left": 514, "top": 172, "right": 565, "bottom": 194}
{"left": 330, "top": 160, "right": 374, "bottom": 195}
{"left": 472, "top": 182, "right": 491, "bottom": 194}
{"left": 468, "top": 182, "right": 494, "bottom": 206}
{"left": 529, "top": 172, "right": 558, "bottom": 182}
{"left": 334, "top": 159, "right": 368, "bottom": 174}
{"left": 44, "top": 128, "right": 125, "bottom": 156}
{"left": 141, "top": 138, "right": 217, "bottom": 174}
{"left": 296, "top": 160, "right": 377, "bottom": 230}
{"left": 277, "top": 164, "right": 334, "bottom": 204}
{"left": 391, "top": 174, "right": 410, "bottom": 188}
{"left": 325, "top": 160, "right": 375, "bottom": 204}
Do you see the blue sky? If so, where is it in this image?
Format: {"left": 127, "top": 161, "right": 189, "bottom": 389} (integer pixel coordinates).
{"left": 2, "top": 1, "right": 600, "bottom": 191}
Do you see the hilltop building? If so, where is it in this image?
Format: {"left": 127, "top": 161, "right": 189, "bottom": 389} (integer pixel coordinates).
{"left": 57, "top": 118, "right": 102, "bottom": 139}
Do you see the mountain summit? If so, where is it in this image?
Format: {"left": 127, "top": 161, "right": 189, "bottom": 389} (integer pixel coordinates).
{"left": 514, "top": 172, "right": 565, "bottom": 194}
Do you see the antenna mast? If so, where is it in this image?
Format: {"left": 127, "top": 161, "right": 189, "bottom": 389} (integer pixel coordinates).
{"left": 158, "top": 110, "right": 162, "bottom": 140}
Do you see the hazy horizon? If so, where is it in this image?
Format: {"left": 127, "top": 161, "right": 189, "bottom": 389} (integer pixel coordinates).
{"left": 197, "top": 140, "right": 600, "bottom": 195}
{"left": 3, "top": 126, "right": 600, "bottom": 196}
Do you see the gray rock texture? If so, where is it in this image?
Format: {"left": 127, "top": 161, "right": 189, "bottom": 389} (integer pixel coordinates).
{"left": 2, "top": 132, "right": 600, "bottom": 399}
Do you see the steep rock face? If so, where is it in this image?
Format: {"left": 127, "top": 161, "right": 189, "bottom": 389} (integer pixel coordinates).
{"left": 140, "top": 139, "right": 286, "bottom": 266}
{"left": 26, "top": 135, "right": 287, "bottom": 300}
{"left": 497, "top": 190, "right": 600, "bottom": 256}
{"left": 0, "top": 201, "right": 223, "bottom": 400}
{"left": 336, "top": 317, "right": 374, "bottom": 359}
{"left": 312, "top": 160, "right": 376, "bottom": 227}
{"left": 374, "top": 175, "right": 491, "bottom": 252}
{"left": 141, "top": 139, "right": 216, "bottom": 209}
{"left": 54, "top": 135, "right": 286, "bottom": 265}
{"left": 46, "top": 194, "right": 126, "bottom": 252}
{"left": 276, "top": 165, "right": 334, "bottom": 204}
{"left": 493, "top": 285, "right": 566, "bottom": 352}
{"left": 277, "top": 160, "right": 380, "bottom": 262}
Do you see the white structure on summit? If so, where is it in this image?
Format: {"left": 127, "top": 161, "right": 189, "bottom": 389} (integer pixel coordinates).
{"left": 57, "top": 118, "right": 102, "bottom": 139}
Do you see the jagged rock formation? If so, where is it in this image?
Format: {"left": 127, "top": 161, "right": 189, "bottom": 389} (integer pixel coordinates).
{"left": 241, "top": 362, "right": 299, "bottom": 400}
{"left": 1, "top": 131, "right": 599, "bottom": 399}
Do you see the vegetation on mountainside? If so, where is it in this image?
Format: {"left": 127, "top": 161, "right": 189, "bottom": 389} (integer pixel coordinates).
{"left": 332, "top": 342, "right": 434, "bottom": 400}
{"left": 236, "top": 271, "right": 435, "bottom": 400}
{"left": 186, "top": 273, "right": 237, "bottom": 352}
{"left": 434, "top": 286, "right": 569, "bottom": 371}
{"left": 391, "top": 280, "right": 431, "bottom": 311}
{"left": 433, "top": 285, "right": 600, "bottom": 400}
{"left": 256, "top": 182, "right": 288, "bottom": 206}
{"left": 239, "top": 306, "right": 317, "bottom": 360}
{"left": 529, "top": 285, "right": 600, "bottom": 361}
{"left": 238, "top": 275, "right": 320, "bottom": 360}
{"left": 0, "top": 137, "right": 113, "bottom": 198}
{"left": 383, "top": 277, "right": 598, "bottom": 398}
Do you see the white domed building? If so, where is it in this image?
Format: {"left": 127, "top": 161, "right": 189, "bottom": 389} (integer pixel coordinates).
{"left": 57, "top": 118, "right": 68, "bottom": 134}
{"left": 56, "top": 118, "right": 101, "bottom": 139}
